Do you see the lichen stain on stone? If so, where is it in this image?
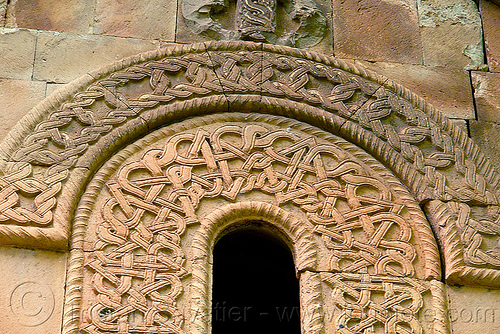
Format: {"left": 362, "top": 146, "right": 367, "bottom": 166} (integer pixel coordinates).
{"left": 418, "top": 1, "right": 480, "bottom": 27}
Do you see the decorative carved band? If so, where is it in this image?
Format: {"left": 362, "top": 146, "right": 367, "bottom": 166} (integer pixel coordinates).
{"left": 69, "top": 114, "right": 439, "bottom": 333}
{"left": 322, "top": 273, "right": 429, "bottom": 334}
{"left": 182, "top": 0, "right": 326, "bottom": 47}
{"left": 0, "top": 41, "right": 499, "bottom": 286}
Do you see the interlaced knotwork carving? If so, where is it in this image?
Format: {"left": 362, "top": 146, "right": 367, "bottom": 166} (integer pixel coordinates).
{"left": 429, "top": 200, "right": 500, "bottom": 268}
{"left": 82, "top": 120, "right": 425, "bottom": 333}
{"left": 238, "top": 0, "right": 276, "bottom": 41}
{"left": 322, "top": 273, "right": 428, "bottom": 334}
{"left": 182, "top": 0, "right": 326, "bottom": 47}
{"left": 82, "top": 193, "right": 188, "bottom": 333}
{"left": 1, "top": 43, "right": 500, "bottom": 283}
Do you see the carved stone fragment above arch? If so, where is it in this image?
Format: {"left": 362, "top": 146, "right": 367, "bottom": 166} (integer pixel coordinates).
{"left": 0, "top": 41, "right": 499, "bottom": 287}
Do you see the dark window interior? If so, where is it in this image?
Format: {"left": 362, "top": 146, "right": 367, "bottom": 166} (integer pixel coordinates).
{"left": 211, "top": 226, "right": 301, "bottom": 334}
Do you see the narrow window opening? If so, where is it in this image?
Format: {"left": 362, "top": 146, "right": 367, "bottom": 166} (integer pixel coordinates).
{"left": 212, "top": 226, "right": 301, "bottom": 334}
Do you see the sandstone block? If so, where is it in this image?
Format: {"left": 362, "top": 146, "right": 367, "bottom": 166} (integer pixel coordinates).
{"left": 5, "top": 0, "right": 94, "bottom": 34}
{"left": 0, "top": 28, "right": 37, "bottom": 80}
{"left": 451, "top": 119, "right": 468, "bottom": 133}
{"left": 0, "top": 247, "right": 67, "bottom": 334}
{"left": 470, "top": 120, "right": 500, "bottom": 168}
{"left": 0, "top": 0, "right": 6, "bottom": 26}
{"left": 419, "top": 0, "right": 486, "bottom": 70}
{"left": 0, "top": 79, "right": 46, "bottom": 141}
{"left": 332, "top": 0, "right": 423, "bottom": 64}
{"left": 480, "top": 0, "right": 500, "bottom": 72}
{"left": 471, "top": 71, "right": 500, "bottom": 123}
{"left": 446, "top": 285, "right": 500, "bottom": 333}
{"left": 34, "top": 31, "right": 160, "bottom": 83}
{"left": 93, "top": 0, "right": 176, "bottom": 41}
{"left": 355, "top": 60, "right": 475, "bottom": 119}
{"left": 45, "top": 83, "right": 66, "bottom": 97}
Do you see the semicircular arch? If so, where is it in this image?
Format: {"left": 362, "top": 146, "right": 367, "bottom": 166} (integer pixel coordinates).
{"left": 66, "top": 112, "right": 444, "bottom": 334}
{"left": 0, "top": 41, "right": 498, "bottom": 287}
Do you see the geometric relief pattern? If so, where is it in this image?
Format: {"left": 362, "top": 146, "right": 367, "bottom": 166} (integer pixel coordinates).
{"left": 1, "top": 41, "right": 499, "bottom": 285}
{"left": 82, "top": 119, "right": 423, "bottom": 332}
{"left": 322, "top": 273, "right": 428, "bottom": 334}
{"left": 83, "top": 217, "right": 187, "bottom": 333}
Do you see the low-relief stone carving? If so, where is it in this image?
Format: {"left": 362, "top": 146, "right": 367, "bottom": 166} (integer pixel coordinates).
{"left": 322, "top": 273, "right": 429, "bottom": 334}
{"left": 182, "top": 0, "right": 326, "bottom": 47}
{"left": 71, "top": 114, "right": 442, "bottom": 334}
{"left": 0, "top": 41, "right": 499, "bottom": 289}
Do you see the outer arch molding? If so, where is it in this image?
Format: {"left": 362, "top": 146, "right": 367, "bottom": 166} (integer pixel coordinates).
{"left": 0, "top": 41, "right": 499, "bottom": 286}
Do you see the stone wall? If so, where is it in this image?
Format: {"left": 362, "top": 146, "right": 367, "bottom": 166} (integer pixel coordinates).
{"left": 1, "top": 1, "right": 500, "bottom": 333}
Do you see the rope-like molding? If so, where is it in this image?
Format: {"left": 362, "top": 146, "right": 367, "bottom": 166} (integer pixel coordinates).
{"left": 430, "top": 280, "right": 451, "bottom": 334}
{"left": 63, "top": 112, "right": 442, "bottom": 333}
{"left": 299, "top": 271, "right": 325, "bottom": 334}
{"left": 0, "top": 40, "right": 497, "bottom": 287}
{"left": 190, "top": 201, "right": 320, "bottom": 334}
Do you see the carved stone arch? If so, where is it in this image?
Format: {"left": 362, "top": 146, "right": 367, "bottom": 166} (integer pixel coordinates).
{"left": 189, "top": 201, "right": 322, "bottom": 334}
{"left": 65, "top": 112, "right": 445, "bottom": 334}
{"left": 1, "top": 41, "right": 500, "bottom": 287}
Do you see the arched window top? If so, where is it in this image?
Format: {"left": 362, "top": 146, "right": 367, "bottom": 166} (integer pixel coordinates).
{"left": 212, "top": 227, "right": 301, "bottom": 334}
{"left": 190, "top": 201, "right": 323, "bottom": 334}
{"left": 69, "top": 113, "right": 445, "bottom": 334}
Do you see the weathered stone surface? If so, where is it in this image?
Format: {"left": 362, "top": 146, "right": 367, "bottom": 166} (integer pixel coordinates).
{"left": 0, "top": 28, "right": 37, "bottom": 80}
{"left": 355, "top": 60, "right": 475, "bottom": 119}
{"left": 480, "top": 0, "right": 500, "bottom": 72}
{"left": 446, "top": 285, "right": 500, "bottom": 333}
{"left": 0, "top": 247, "right": 66, "bottom": 334}
{"left": 175, "top": 0, "right": 210, "bottom": 44}
{"left": 45, "top": 83, "right": 66, "bottom": 97}
{"left": 332, "top": 0, "right": 423, "bottom": 64}
{"left": 471, "top": 71, "right": 500, "bottom": 123}
{"left": 92, "top": 0, "right": 176, "bottom": 41}
{"left": 419, "top": 0, "right": 486, "bottom": 70}
{"left": 0, "top": 0, "right": 6, "bottom": 26}
{"left": 451, "top": 119, "right": 468, "bottom": 132}
{"left": 5, "top": 0, "right": 94, "bottom": 33}
{"left": 34, "top": 31, "right": 160, "bottom": 83}
{"left": 178, "top": 0, "right": 331, "bottom": 52}
{"left": 300, "top": 0, "right": 334, "bottom": 54}
{"left": 470, "top": 120, "right": 500, "bottom": 168}
{"left": 0, "top": 79, "right": 46, "bottom": 141}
